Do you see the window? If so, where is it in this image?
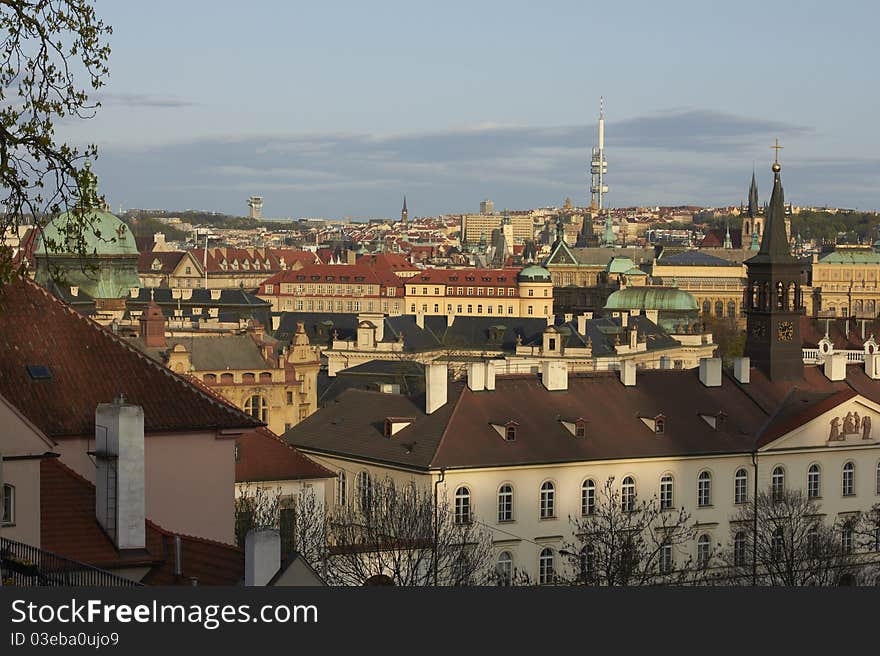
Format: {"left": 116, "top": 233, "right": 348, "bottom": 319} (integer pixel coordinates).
{"left": 286, "top": 391, "right": 294, "bottom": 405}
{"left": 357, "top": 471, "right": 372, "bottom": 511}
{"left": 454, "top": 486, "right": 472, "bottom": 524}
{"left": 498, "top": 484, "right": 513, "bottom": 522}
{"left": 496, "top": 552, "right": 513, "bottom": 586}
{"left": 771, "top": 466, "right": 785, "bottom": 502}
{"left": 540, "top": 481, "right": 555, "bottom": 519}
{"left": 807, "top": 526, "right": 820, "bottom": 557}
{"left": 527, "top": 305, "right": 533, "bottom": 315}
{"left": 335, "top": 471, "right": 347, "bottom": 506}
{"left": 842, "top": 524, "right": 854, "bottom": 554}
{"left": 575, "top": 419, "right": 586, "bottom": 438}
{"left": 771, "top": 527, "right": 784, "bottom": 560}
{"left": 697, "top": 534, "right": 711, "bottom": 568}
{"left": 808, "top": 464, "right": 821, "bottom": 499}
{"left": 1, "top": 483, "right": 14, "bottom": 525}
{"left": 581, "top": 544, "right": 595, "bottom": 581}
{"left": 660, "top": 543, "right": 673, "bottom": 574}
{"left": 504, "top": 424, "right": 517, "bottom": 441}
{"left": 877, "top": 461, "right": 880, "bottom": 495}
{"left": 734, "top": 468, "right": 748, "bottom": 505}
{"left": 660, "top": 474, "right": 674, "bottom": 510}
{"left": 621, "top": 476, "right": 636, "bottom": 512}
{"left": 538, "top": 548, "right": 554, "bottom": 584}
{"left": 581, "top": 479, "right": 596, "bottom": 516}
{"left": 697, "top": 471, "right": 712, "bottom": 507}
{"left": 842, "top": 461, "right": 855, "bottom": 497}
{"left": 733, "top": 532, "right": 747, "bottom": 567}
{"left": 244, "top": 394, "right": 268, "bottom": 422}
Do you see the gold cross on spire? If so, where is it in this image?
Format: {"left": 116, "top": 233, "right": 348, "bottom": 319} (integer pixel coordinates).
{"left": 770, "top": 138, "right": 783, "bottom": 163}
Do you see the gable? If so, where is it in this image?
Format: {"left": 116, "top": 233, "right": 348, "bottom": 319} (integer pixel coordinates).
{"left": 546, "top": 241, "right": 577, "bottom": 266}
{"left": 761, "top": 394, "right": 880, "bottom": 451}
{"left": 0, "top": 393, "right": 55, "bottom": 456}
{"left": 171, "top": 252, "right": 203, "bottom": 278}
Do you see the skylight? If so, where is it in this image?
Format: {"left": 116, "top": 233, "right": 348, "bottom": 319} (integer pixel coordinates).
{"left": 26, "top": 364, "right": 52, "bottom": 380}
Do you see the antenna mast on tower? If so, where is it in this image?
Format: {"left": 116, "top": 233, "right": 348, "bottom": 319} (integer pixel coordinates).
{"left": 590, "top": 97, "right": 608, "bottom": 212}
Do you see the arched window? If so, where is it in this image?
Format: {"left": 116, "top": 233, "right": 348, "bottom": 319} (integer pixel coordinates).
{"left": 807, "top": 464, "right": 821, "bottom": 499}
{"left": 771, "top": 527, "right": 784, "bottom": 560}
{"left": 621, "top": 476, "right": 636, "bottom": 512}
{"left": 776, "top": 281, "right": 784, "bottom": 309}
{"left": 203, "top": 373, "right": 217, "bottom": 384}
{"left": 335, "top": 471, "right": 347, "bottom": 506}
{"left": 242, "top": 372, "right": 256, "bottom": 384}
{"left": 496, "top": 552, "right": 513, "bottom": 586}
{"left": 789, "top": 282, "right": 797, "bottom": 310}
{"left": 842, "top": 461, "right": 855, "bottom": 497}
{"left": 356, "top": 471, "right": 372, "bottom": 511}
{"left": 581, "top": 479, "right": 596, "bottom": 516}
{"left": 697, "top": 534, "right": 711, "bottom": 569}
{"left": 498, "top": 484, "right": 513, "bottom": 522}
{"left": 702, "top": 300, "right": 711, "bottom": 316}
{"left": 660, "top": 474, "right": 674, "bottom": 510}
{"left": 876, "top": 461, "right": 880, "bottom": 495}
{"left": 1, "top": 483, "right": 14, "bottom": 525}
{"left": 580, "top": 544, "right": 596, "bottom": 582}
{"left": 454, "top": 486, "right": 472, "bottom": 524}
{"left": 734, "top": 468, "right": 748, "bottom": 505}
{"left": 771, "top": 466, "right": 785, "bottom": 502}
{"left": 244, "top": 394, "right": 268, "bottom": 422}
{"left": 538, "top": 548, "right": 554, "bottom": 584}
{"left": 714, "top": 301, "right": 723, "bottom": 317}
{"left": 734, "top": 531, "right": 747, "bottom": 567}
{"left": 540, "top": 481, "right": 555, "bottom": 519}
{"left": 697, "top": 471, "right": 712, "bottom": 507}
{"left": 727, "top": 301, "right": 736, "bottom": 318}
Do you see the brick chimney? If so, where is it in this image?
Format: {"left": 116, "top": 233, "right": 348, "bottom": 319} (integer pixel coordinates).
{"left": 139, "top": 297, "right": 166, "bottom": 348}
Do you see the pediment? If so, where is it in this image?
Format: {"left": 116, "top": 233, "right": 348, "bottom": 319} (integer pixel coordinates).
{"left": 761, "top": 396, "right": 880, "bottom": 451}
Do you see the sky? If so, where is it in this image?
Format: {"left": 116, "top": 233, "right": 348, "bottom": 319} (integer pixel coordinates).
{"left": 59, "top": 0, "right": 880, "bottom": 219}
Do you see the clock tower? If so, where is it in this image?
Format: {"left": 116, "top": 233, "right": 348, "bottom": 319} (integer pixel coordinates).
{"left": 743, "top": 148, "right": 804, "bottom": 381}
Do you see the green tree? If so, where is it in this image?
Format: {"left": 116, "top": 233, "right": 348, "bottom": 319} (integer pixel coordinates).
{"left": 0, "top": 0, "right": 112, "bottom": 282}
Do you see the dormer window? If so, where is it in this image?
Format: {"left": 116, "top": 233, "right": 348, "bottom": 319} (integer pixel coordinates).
{"left": 699, "top": 411, "right": 727, "bottom": 430}
{"left": 384, "top": 416, "right": 414, "bottom": 437}
{"left": 640, "top": 414, "right": 666, "bottom": 434}
{"left": 151, "top": 258, "right": 162, "bottom": 271}
{"left": 505, "top": 424, "right": 517, "bottom": 441}
{"left": 560, "top": 417, "right": 587, "bottom": 438}
{"left": 491, "top": 420, "right": 519, "bottom": 441}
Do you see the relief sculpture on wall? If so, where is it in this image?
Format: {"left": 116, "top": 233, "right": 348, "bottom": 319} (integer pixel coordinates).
{"left": 829, "top": 411, "right": 873, "bottom": 441}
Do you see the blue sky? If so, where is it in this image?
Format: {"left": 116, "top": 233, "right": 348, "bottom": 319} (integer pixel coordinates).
{"left": 62, "top": 0, "right": 880, "bottom": 218}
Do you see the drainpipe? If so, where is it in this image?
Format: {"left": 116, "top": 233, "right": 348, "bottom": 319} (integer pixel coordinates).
{"left": 751, "top": 449, "right": 759, "bottom": 586}
{"left": 433, "top": 468, "right": 446, "bottom": 586}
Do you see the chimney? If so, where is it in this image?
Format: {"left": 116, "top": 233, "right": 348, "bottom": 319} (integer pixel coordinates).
{"left": 866, "top": 353, "right": 880, "bottom": 380}
{"left": 467, "top": 362, "right": 486, "bottom": 392}
{"left": 446, "top": 313, "right": 455, "bottom": 327}
{"left": 271, "top": 315, "right": 280, "bottom": 331}
{"left": 564, "top": 313, "right": 573, "bottom": 323}
{"left": 95, "top": 400, "right": 145, "bottom": 551}
{"left": 733, "top": 357, "right": 750, "bottom": 384}
{"left": 621, "top": 311, "right": 629, "bottom": 328}
{"left": 659, "top": 356, "right": 672, "bottom": 369}
{"left": 541, "top": 360, "right": 568, "bottom": 391}
{"left": 485, "top": 360, "right": 496, "bottom": 391}
{"left": 577, "top": 313, "right": 587, "bottom": 335}
{"left": 173, "top": 535, "right": 183, "bottom": 576}
{"left": 425, "top": 363, "right": 447, "bottom": 414}
{"left": 245, "top": 529, "right": 280, "bottom": 586}
{"left": 699, "top": 358, "right": 722, "bottom": 387}
{"left": 824, "top": 352, "right": 847, "bottom": 382}
{"left": 620, "top": 360, "right": 636, "bottom": 386}
{"left": 415, "top": 311, "right": 424, "bottom": 329}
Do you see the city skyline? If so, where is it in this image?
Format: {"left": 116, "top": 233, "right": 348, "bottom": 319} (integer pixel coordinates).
{"left": 65, "top": 0, "right": 880, "bottom": 217}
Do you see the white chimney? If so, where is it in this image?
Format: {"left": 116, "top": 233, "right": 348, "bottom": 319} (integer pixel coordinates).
{"left": 564, "top": 313, "right": 573, "bottom": 323}
{"left": 271, "top": 315, "right": 280, "bottom": 331}
{"left": 577, "top": 314, "right": 587, "bottom": 335}
{"left": 245, "top": 529, "right": 280, "bottom": 586}
{"left": 415, "top": 312, "right": 424, "bottom": 329}
{"left": 699, "top": 358, "right": 722, "bottom": 387}
{"left": 659, "top": 356, "right": 672, "bottom": 369}
{"left": 467, "top": 362, "right": 486, "bottom": 392}
{"left": 485, "top": 360, "right": 496, "bottom": 391}
{"left": 95, "top": 401, "right": 145, "bottom": 551}
{"left": 620, "top": 360, "right": 636, "bottom": 386}
{"left": 541, "top": 360, "right": 568, "bottom": 391}
{"left": 621, "top": 311, "right": 629, "bottom": 328}
{"left": 824, "top": 352, "right": 847, "bottom": 382}
{"left": 866, "top": 353, "right": 880, "bottom": 380}
{"left": 425, "top": 363, "right": 448, "bottom": 414}
{"left": 733, "top": 357, "right": 750, "bottom": 384}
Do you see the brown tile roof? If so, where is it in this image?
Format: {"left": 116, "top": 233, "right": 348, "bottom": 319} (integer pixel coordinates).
{"left": 0, "top": 278, "right": 262, "bottom": 438}
{"left": 259, "top": 263, "right": 404, "bottom": 293}
{"left": 236, "top": 427, "right": 335, "bottom": 483}
{"left": 136, "top": 250, "right": 187, "bottom": 274}
{"left": 410, "top": 268, "right": 521, "bottom": 287}
{"left": 40, "top": 458, "right": 243, "bottom": 585}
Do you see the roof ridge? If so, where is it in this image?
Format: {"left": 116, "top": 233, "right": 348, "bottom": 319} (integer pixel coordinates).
{"left": 21, "top": 278, "right": 260, "bottom": 430}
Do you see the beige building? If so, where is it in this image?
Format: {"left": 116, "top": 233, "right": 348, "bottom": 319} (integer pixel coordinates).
{"left": 403, "top": 266, "right": 553, "bottom": 319}
{"left": 809, "top": 248, "right": 880, "bottom": 318}
{"left": 460, "top": 213, "right": 534, "bottom": 246}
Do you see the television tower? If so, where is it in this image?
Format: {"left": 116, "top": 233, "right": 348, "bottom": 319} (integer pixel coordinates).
{"left": 590, "top": 97, "right": 608, "bottom": 211}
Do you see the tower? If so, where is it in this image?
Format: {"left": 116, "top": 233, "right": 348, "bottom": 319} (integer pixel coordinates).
{"left": 401, "top": 195, "right": 408, "bottom": 227}
{"left": 741, "top": 172, "right": 762, "bottom": 249}
{"left": 743, "top": 147, "right": 804, "bottom": 382}
{"left": 575, "top": 212, "right": 597, "bottom": 247}
{"left": 248, "top": 196, "right": 263, "bottom": 220}
{"left": 590, "top": 97, "right": 608, "bottom": 212}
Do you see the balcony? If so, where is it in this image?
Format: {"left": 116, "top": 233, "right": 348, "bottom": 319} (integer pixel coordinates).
{"left": 1, "top": 537, "right": 142, "bottom": 587}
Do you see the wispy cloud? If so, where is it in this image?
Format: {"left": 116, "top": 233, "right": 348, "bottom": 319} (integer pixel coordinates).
{"left": 98, "top": 93, "right": 196, "bottom": 108}
{"left": 92, "top": 109, "right": 878, "bottom": 216}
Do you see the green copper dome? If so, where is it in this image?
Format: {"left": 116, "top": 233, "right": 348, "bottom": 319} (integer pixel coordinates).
{"left": 518, "top": 265, "right": 552, "bottom": 282}
{"left": 604, "top": 287, "right": 698, "bottom": 312}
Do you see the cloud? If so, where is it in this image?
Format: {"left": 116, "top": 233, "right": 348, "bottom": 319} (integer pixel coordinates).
{"left": 98, "top": 93, "right": 196, "bottom": 108}
{"left": 90, "top": 109, "right": 879, "bottom": 216}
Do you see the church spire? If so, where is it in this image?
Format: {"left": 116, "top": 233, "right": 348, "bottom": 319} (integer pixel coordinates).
{"left": 752, "top": 152, "right": 796, "bottom": 264}
{"left": 747, "top": 169, "right": 759, "bottom": 218}
{"left": 401, "top": 195, "right": 408, "bottom": 226}
{"left": 724, "top": 222, "right": 733, "bottom": 249}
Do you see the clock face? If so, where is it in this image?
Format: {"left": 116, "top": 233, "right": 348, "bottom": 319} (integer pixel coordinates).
{"left": 777, "top": 320, "right": 794, "bottom": 342}
{"left": 750, "top": 320, "right": 766, "bottom": 338}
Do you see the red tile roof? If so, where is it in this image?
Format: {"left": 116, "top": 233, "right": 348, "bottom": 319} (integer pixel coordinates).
{"left": 409, "top": 268, "right": 522, "bottom": 287}
{"left": 0, "top": 278, "right": 262, "bottom": 438}
{"left": 236, "top": 427, "right": 335, "bottom": 483}
{"left": 189, "top": 247, "right": 316, "bottom": 275}
{"left": 40, "top": 458, "right": 243, "bottom": 585}
{"left": 259, "top": 263, "right": 404, "bottom": 294}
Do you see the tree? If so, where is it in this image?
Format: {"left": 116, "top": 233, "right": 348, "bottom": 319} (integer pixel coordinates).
{"left": 325, "top": 476, "right": 494, "bottom": 586}
{"left": 0, "top": 0, "right": 112, "bottom": 282}
{"left": 562, "top": 476, "right": 701, "bottom": 586}
{"left": 717, "top": 487, "right": 862, "bottom": 586}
